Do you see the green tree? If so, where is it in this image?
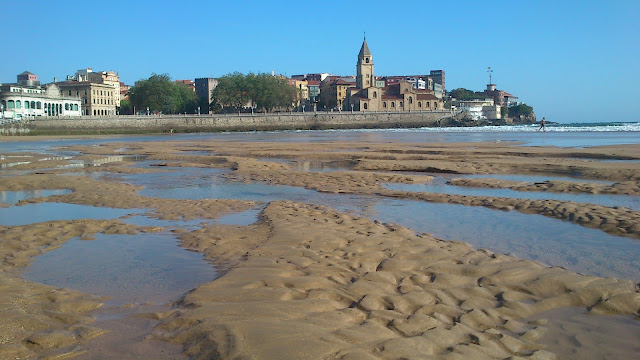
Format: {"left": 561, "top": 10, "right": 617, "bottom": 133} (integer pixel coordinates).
{"left": 119, "top": 99, "right": 132, "bottom": 115}
{"left": 211, "top": 72, "right": 296, "bottom": 113}
{"left": 449, "top": 88, "right": 485, "bottom": 101}
{"left": 317, "top": 81, "right": 336, "bottom": 110}
{"left": 128, "top": 74, "right": 198, "bottom": 114}
{"left": 509, "top": 103, "right": 534, "bottom": 117}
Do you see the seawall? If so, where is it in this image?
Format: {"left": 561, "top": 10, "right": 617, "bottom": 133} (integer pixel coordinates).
{"left": 1, "top": 111, "right": 452, "bottom": 135}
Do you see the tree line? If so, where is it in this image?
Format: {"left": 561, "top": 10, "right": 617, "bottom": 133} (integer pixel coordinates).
{"left": 211, "top": 72, "right": 297, "bottom": 113}
{"left": 122, "top": 74, "right": 203, "bottom": 115}
{"left": 120, "top": 72, "right": 298, "bottom": 115}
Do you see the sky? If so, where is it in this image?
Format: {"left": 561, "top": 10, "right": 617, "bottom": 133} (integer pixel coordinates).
{"left": 2, "top": 0, "right": 638, "bottom": 123}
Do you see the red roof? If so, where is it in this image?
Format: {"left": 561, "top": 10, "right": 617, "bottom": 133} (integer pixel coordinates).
{"left": 417, "top": 94, "right": 438, "bottom": 100}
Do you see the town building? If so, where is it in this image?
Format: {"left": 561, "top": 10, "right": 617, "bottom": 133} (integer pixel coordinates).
{"left": 321, "top": 77, "right": 356, "bottom": 110}
{"left": 57, "top": 81, "right": 117, "bottom": 116}
{"left": 383, "top": 75, "right": 432, "bottom": 90}
{"left": 195, "top": 78, "right": 218, "bottom": 108}
{"left": 455, "top": 99, "right": 501, "bottom": 120}
{"left": 1, "top": 72, "right": 82, "bottom": 119}
{"left": 346, "top": 39, "right": 444, "bottom": 112}
{"left": 430, "top": 70, "right": 445, "bottom": 93}
{"left": 307, "top": 80, "right": 320, "bottom": 103}
{"left": 175, "top": 79, "right": 195, "bottom": 91}
{"left": 482, "top": 84, "right": 518, "bottom": 107}
{"left": 288, "top": 78, "right": 309, "bottom": 106}
{"left": 66, "top": 68, "right": 121, "bottom": 109}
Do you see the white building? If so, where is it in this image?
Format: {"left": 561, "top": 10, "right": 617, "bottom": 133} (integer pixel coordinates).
{"left": 456, "top": 99, "right": 501, "bottom": 120}
{"left": 1, "top": 72, "right": 82, "bottom": 120}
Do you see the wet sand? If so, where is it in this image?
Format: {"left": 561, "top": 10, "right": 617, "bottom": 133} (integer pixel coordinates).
{"left": 1, "top": 137, "right": 639, "bottom": 359}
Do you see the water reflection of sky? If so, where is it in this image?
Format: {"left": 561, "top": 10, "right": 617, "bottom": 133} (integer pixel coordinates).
{"left": 114, "top": 165, "right": 640, "bottom": 281}
{"left": 23, "top": 232, "right": 217, "bottom": 305}
{"left": 384, "top": 178, "right": 640, "bottom": 210}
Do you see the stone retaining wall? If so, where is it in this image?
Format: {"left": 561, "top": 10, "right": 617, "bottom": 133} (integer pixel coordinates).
{"left": 1, "top": 111, "right": 452, "bottom": 135}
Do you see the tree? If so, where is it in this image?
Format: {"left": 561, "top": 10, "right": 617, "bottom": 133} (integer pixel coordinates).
{"left": 318, "top": 81, "right": 336, "bottom": 110}
{"left": 128, "top": 74, "right": 197, "bottom": 114}
{"left": 448, "top": 88, "right": 485, "bottom": 101}
{"left": 211, "top": 72, "right": 296, "bottom": 113}
{"left": 509, "top": 103, "right": 534, "bottom": 117}
{"left": 119, "top": 99, "right": 132, "bottom": 115}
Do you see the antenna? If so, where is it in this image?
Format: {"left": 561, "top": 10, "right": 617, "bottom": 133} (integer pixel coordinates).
{"left": 487, "top": 67, "right": 493, "bottom": 85}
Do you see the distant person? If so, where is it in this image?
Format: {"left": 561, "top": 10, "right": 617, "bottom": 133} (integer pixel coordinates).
{"left": 170, "top": 128, "right": 174, "bottom": 136}
{"left": 538, "top": 117, "right": 546, "bottom": 132}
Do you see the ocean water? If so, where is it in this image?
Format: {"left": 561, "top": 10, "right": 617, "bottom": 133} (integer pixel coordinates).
{"left": 1, "top": 122, "right": 639, "bottom": 153}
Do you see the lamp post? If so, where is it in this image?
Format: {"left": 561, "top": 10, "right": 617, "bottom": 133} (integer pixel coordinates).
{"left": 351, "top": 103, "right": 354, "bottom": 113}
{"left": 302, "top": 104, "right": 305, "bottom": 113}
{"left": 1, "top": 104, "right": 4, "bottom": 119}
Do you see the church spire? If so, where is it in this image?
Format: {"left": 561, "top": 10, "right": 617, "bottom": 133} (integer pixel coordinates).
{"left": 358, "top": 37, "right": 371, "bottom": 58}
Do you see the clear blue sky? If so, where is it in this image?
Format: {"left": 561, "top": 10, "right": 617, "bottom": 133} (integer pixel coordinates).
{"left": 2, "top": 0, "right": 638, "bottom": 123}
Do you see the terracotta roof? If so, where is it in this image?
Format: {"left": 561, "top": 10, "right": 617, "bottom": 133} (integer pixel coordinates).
{"left": 307, "top": 80, "right": 320, "bottom": 86}
{"left": 417, "top": 94, "right": 438, "bottom": 100}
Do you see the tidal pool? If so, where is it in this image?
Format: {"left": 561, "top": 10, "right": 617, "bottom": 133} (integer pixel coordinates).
{"left": 384, "top": 177, "right": 640, "bottom": 210}
{"left": 23, "top": 232, "right": 217, "bottom": 305}
{"left": 0, "top": 189, "right": 72, "bottom": 205}
{"left": 373, "top": 198, "right": 640, "bottom": 281}
{"left": 0, "top": 202, "right": 141, "bottom": 226}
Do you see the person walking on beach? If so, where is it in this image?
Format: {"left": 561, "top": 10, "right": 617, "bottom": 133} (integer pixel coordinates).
{"left": 538, "top": 117, "right": 546, "bottom": 132}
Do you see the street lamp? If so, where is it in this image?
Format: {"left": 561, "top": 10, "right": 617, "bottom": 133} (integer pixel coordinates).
{"left": 351, "top": 104, "right": 354, "bottom": 113}
{"left": 302, "top": 104, "right": 305, "bottom": 113}
{"left": 198, "top": 106, "right": 201, "bottom": 115}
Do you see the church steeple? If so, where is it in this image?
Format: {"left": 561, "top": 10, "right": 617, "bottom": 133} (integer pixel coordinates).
{"left": 356, "top": 36, "right": 374, "bottom": 89}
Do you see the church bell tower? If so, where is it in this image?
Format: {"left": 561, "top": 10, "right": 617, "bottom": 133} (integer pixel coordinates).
{"left": 356, "top": 37, "right": 374, "bottom": 89}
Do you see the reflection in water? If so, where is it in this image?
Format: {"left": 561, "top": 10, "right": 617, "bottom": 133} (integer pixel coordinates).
{"left": 374, "top": 199, "right": 640, "bottom": 281}
{"left": 0, "top": 189, "right": 72, "bottom": 205}
{"left": 384, "top": 177, "right": 640, "bottom": 210}
{"left": 0, "top": 203, "right": 141, "bottom": 226}
{"left": 525, "top": 307, "right": 640, "bottom": 359}
{"left": 23, "top": 232, "right": 217, "bottom": 305}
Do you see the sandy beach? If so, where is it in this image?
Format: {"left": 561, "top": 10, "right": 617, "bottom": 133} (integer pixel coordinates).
{"left": 1, "top": 136, "right": 639, "bottom": 359}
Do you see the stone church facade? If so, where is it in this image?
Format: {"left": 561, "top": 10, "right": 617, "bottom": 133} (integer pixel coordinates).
{"left": 347, "top": 39, "right": 443, "bottom": 112}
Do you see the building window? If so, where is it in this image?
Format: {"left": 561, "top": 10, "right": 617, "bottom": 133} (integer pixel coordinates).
{"left": 65, "top": 103, "right": 69, "bottom": 110}
{"left": 409, "top": 96, "right": 413, "bottom": 104}
{"left": 400, "top": 101, "right": 403, "bottom": 107}
{"left": 418, "top": 102, "right": 422, "bottom": 108}
{"left": 366, "top": 58, "right": 369, "bottom": 63}
{"left": 373, "top": 91, "right": 377, "bottom": 98}
{"left": 16, "top": 100, "right": 21, "bottom": 109}
{"left": 383, "top": 102, "right": 387, "bottom": 108}
{"left": 391, "top": 102, "right": 395, "bottom": 108}
{"left": 426, "top": 102, "right": 430, "bottom": 109}
{"left": 74, "top": 104, "right": 78, "bottom": 111}
{"left": 363, "top": 103, "right": 368, "bottom": 110}
{"left": 8, "top": 100, "right": 15, "bottom": 109}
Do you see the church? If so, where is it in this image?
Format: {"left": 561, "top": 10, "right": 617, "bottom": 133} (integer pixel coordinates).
{"left": 346, "top": 38, "right": 443, "bottom": 112}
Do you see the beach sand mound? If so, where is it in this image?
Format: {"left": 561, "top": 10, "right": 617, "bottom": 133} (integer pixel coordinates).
{"left": 156, "top": 201, "right": 640, "bottom": 359}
